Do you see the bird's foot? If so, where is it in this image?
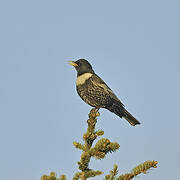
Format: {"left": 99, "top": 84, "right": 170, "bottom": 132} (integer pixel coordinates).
{"left": 94, "top": 107, "right": 99, "bottom": 112}
{"left": 90, "top": 108, "right": 100, "bottom": 117}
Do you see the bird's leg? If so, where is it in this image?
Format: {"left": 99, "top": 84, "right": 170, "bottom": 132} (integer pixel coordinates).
{"left": 94, "top": 107, "right": 99, "bottom": 112}
{"left": 91, "top": 107, "right": 99, "bottom": 112}
{"left": 91, "top": 107, "right": 100, "bottom": 116}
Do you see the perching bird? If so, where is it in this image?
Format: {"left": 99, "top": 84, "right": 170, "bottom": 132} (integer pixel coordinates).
{"left": 69, "top": 59, "right": 140, "bottom": 126}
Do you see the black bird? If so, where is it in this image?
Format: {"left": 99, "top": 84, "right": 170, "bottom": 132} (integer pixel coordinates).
{"left": 69, "top": 59, "right": 140, "bottom": 126}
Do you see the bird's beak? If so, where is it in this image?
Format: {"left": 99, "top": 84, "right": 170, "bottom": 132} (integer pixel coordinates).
{"left": 68, "top": 61, "right": 78, "bottom": 67}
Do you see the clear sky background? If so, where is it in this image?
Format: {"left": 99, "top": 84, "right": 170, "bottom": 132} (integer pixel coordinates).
{"left": 0, "top": 0, "right": 179, "bottom": 180}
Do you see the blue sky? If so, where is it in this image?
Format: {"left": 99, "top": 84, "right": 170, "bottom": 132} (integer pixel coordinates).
{"left": 0, "top": 0, "right": 180, "bottom": 179}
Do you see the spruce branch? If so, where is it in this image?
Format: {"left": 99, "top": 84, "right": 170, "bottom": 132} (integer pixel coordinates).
{"left": 73, "top": 172, "right": 82, "bottom": 180}
{"left": 105, "top": 164, "right": 118, "bottom": 180}
{"left": 41, "top": 108, "right": 158, "bottom": 180}
{"left": 105, "top": 160, "right": 158, "bottom": 180}
{"left": 59, "top": 175, "right": 66, "bottom": 180}
{"left": 90, "top": 138, "right": 120, "bottom": 159}
{"left": 73, "top": 108, "right": 120, "bottom": 179}
{"left": 73, "top": 142, "right": 86, "bottom": 151}
{"left": 41, "top": 172, "right": 66, "bottom": 180}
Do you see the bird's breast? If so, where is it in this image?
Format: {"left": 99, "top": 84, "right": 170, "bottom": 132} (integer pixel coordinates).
{"left": 76, "top": 76, "right": 112, "bottom": 108}
{"left": 76, "top": 73, "right": 93, "bottom": 86}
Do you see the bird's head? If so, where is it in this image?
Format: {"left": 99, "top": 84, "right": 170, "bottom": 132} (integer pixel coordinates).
{"left": 69, "top": 59, "right": 95, "bottom": 76}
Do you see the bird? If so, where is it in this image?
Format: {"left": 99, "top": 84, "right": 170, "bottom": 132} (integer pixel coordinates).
{"left": 69, "top": 59, "right": 140, "bottom": 126}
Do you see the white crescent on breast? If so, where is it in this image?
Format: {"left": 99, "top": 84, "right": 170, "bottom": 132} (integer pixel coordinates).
{"left": 76, "top": 73, "right": 93, "bottom": 85}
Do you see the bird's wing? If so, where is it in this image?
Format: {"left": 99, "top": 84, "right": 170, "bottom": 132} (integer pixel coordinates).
{"left": 91, "top": 74, "right": 124, "bottom": 106}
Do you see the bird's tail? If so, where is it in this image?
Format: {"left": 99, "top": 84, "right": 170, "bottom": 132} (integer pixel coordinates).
{"left": 122, "top": 108, "right": 140, "bottom": 126}
{"left": 106, "top": 101, "right": 140, "bottom": 126}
